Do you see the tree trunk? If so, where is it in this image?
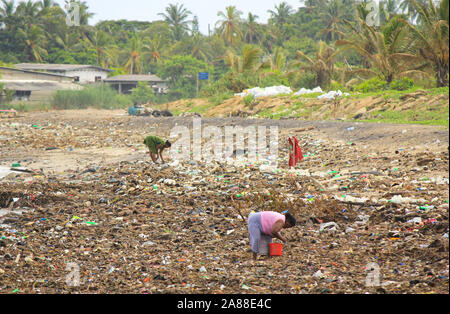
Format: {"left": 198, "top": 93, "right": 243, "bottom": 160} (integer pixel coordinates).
{"left": 436, "top": 62, "right": 449, "bottom": 87}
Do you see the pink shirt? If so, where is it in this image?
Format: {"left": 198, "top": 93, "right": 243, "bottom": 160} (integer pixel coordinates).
{"left": 261, "top": 212, "right": 285, "bottom": 235}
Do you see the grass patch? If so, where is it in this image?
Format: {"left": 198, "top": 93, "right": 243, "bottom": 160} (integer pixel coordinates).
{"left": 1, "top": 102, "right": 52, "bottom": 112}
{"left": 350, "top": 86, "right": 449, "bottom": 100}
{"left": 360, "top": 107, "right": 449, "bottom": 127}
{"left": 52, "top": 84, "right": 131, "bottom": 110}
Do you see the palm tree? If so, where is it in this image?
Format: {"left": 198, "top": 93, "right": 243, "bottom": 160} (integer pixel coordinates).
{"left": 215, "top": 6, "right": 243, "bottom": 46}
{"left": 292, "top": 41, "right": 336, "bottom": 88}
{"left": 336, "top": 17, "right": 426, "bottom": 84}
{"left": 378, "top": 0, "right": 400, "bottom": 25}
{"left": 0, "top": 0, "right": 17, "bottom": 30}
{"left": 402, "top": 0, "right": 449, "bottom": 87}
{"left": 18, "top": 24, "right": 48, "bottom": 62}
{"left": 268, "top": 2, "right": 293, "bottom": 26}
{"left": 158, "top": 3, "right": 192, "bottom": 41}
{"left": 319, "top": 0, "right": 346, "bottom": 41}
{"left": 146, "top": 33, "right": 163, "bottom": 64}
{"left": 39, "top": 0, "right": 57, "bottom": 12}
{"left": 17, "top": 0, "right": 41, "bottom": 28}
{"left": 55, "top": 29, "right": 81, "bottom": 51}
{"left": 243, "top": 13, "right": 261, "bottom": 44}
{"left": 83, "top": 29, "right": 114, "bottom": 67}
{"left": 191, "top": 15, "right": 200, "bottom": 36}
{"left": 263, "top": 47, "right": 287, "bottom": 72}
{"left": 399, "top": 0, "right": 428, "bottom": 22}
{"left": 224, "top": 45, "right": 262, "bottom": 73}
{"left": 438, "top": 0, "right": 449, "bottom": 23}
{"left": 121, "top": 35, "right": 150, "bottom": 74}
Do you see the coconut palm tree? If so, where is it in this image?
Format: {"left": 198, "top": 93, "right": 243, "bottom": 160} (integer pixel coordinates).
{"left": 18, "top": 24, "right": 48, "bottom": 62}
{"left": 402, "top": 0, "right": 449, "bottom": 86}
{"left": 292, "top": 41, "right": 336, "bottom": 88}
{"left": 121, "top": 35, "right": 152, "bottom": 74}
{"left": 260, "top": 47, "right": 287, "bottom": 73}
{"left": 319, "top": 0, "right": 346, "bottom": 41}
{"left": 0, "top": 0, "right": 17, "bottom": 30}
{"left": 243, "top": 13, "right": 262, "bottom": 44}
{"left": 267, "top": 2, "right": 293, "bottom": 26}
{"left": 399, "top": 0, "right": 428, "bottom": 22}
{"left": 16, "top": 0, "right": 41, "bottom": 28}
{"left": 336, "top": 16, "right": 426, "bottom": 84}
{"left": 55, "top": 29, "right": 81, "bottom": 51}
{"left": 224, "top": 45, "right": 262, "bottom": 73}
{"left": 158, "top": 3, "right": 192, "bottom": 41}
{"left": 39, "top": 0, "right": 57, "bottom": 12}
{"left": 215, "top": 6, "right": 243, "bottom": 46}
{"left": 146, "top": 33, "right": 164, "bottom": 64}
{"left": 82, "top": 29, "right": 114, "bottom": 67}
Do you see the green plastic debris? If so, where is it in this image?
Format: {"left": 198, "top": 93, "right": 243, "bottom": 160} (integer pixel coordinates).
{"left": 12, "top": 163, "right": 21, "bottom": 168}
{"left": 86, "top": 221, "right": 97, "bottom": 225}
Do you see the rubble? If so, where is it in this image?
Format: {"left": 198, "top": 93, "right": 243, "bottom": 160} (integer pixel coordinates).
{"left": 0, "top": 111, "right": 448, "bottom": 294}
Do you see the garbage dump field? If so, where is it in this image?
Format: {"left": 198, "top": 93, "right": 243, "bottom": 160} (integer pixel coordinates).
{"left": 0, "top": 110, "right": 448, "bottom": 294}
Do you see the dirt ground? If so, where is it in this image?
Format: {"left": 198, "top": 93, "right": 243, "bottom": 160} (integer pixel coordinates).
{"left": 0, "top": 109, "right": 448, "bottom": 294}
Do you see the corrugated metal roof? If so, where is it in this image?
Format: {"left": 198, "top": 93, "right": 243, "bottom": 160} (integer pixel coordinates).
{"left": 0, "top": 80, "right": 84, "bottom": 91}
{"left": 104, "top": 74, "right": 165, "bottom": 82}
{"left": 0, "top": 65, "right": 74, "bottom": 79}
{"left": 15, "top": 63, "right": 112, "bottom": 72}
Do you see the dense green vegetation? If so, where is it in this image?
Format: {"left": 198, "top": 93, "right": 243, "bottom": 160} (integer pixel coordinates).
{"left": 0, "top": 0, "right": 448, "bottom": 104}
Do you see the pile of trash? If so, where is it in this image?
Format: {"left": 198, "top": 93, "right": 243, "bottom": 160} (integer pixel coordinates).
{"left": 235, "top": 86, "right": 293, "bottom": 98}
{"left": 318, "top": 90, "right": 350, "bottom": 100}
{"left": 294, "top": 87, "right": 324, "bottom": 96}
{"left": 0, "top": 113, "right": 448, "bottom": 294}
{"left": 235, "top": 85, "right": 350, "bottom": 100}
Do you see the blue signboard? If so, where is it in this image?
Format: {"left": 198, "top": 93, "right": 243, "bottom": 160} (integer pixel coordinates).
{"left": 198, "top": 72, "right": 209, "bottom": 80}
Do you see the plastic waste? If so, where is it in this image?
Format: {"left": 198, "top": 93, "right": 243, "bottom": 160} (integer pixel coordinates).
{"left": 320, "top": 222, "right": 339, "bottom": 232}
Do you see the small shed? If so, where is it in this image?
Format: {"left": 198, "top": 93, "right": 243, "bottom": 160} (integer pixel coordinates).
{"left": 104, "top": 74, "right": 168, "bottom": 95}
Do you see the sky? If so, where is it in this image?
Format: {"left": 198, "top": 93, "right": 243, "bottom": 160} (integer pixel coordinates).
{"left": 52, "top": 0, "right": 304, "bottom": 34}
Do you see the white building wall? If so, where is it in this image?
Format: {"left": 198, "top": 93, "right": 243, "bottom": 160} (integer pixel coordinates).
{"left": 64, "top": 69, "right": 109, "bottom": 83}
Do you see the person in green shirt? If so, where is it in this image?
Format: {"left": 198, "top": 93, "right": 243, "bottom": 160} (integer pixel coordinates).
{"left": 144, "top": 135, "right": 172, "bottom": 164}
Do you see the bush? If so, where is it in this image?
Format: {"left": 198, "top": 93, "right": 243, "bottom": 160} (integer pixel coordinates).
{"left": 391, "top": 77, "right": 415, "bottom": 91}
{"left": 289, "top": 71, "right": 317, "bottom": 90}
{"left": 354, "top": 77, "right": 388, "bottom": 93}
{"left": 130, "top": 82, "right": 156, "bottom": 104}
{"left": 52, "top": 84, "right": 131, "bottom": 109}
{"left": 243, "top": 94, "right": 255, "bottom": 106}
{"left": 243, "top": 94, "right": 260, "bottom": 109}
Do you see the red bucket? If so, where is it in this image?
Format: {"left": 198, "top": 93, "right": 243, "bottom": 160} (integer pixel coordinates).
{"left": 269, "top": 243, "right": 283, "bottom": 256}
